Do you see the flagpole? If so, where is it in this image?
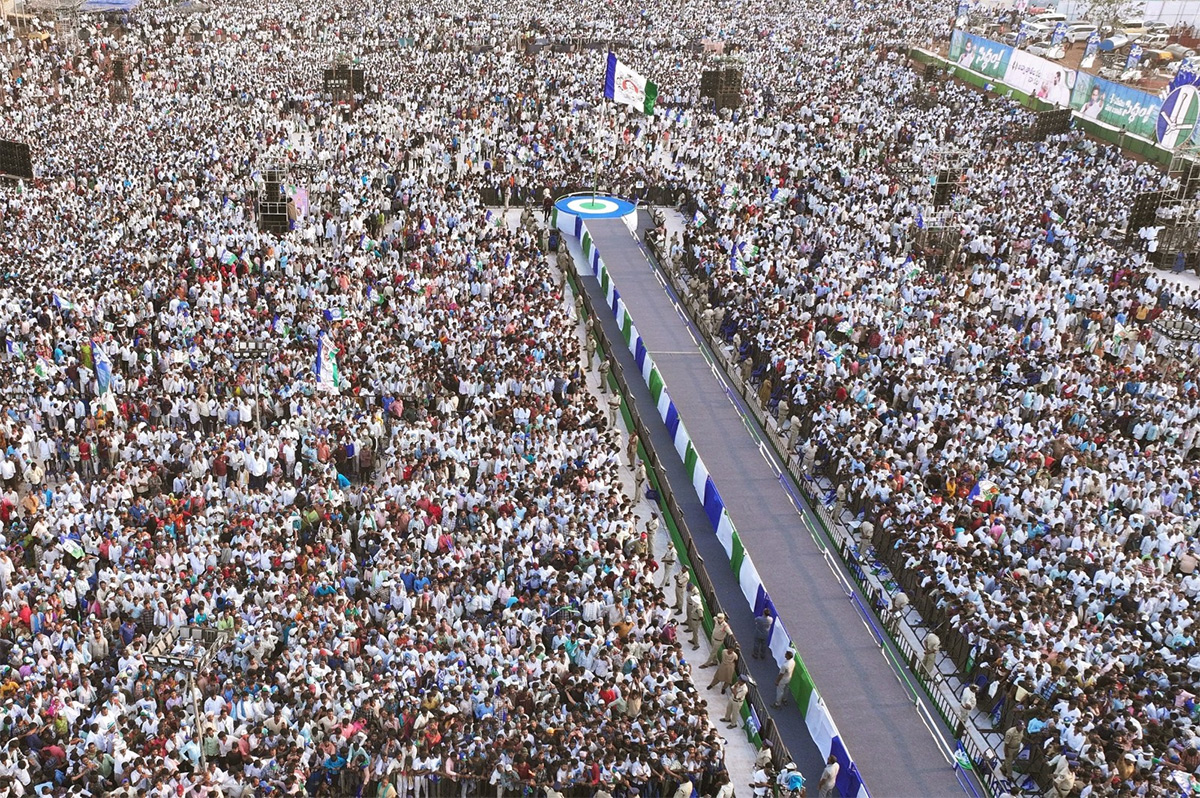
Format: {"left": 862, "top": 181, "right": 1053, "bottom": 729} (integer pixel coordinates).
{"left": 596, "top": 46, "right": 615, "bottom": 207}
{"left": 593, "top": 100, "right": 604, "bottom": 205}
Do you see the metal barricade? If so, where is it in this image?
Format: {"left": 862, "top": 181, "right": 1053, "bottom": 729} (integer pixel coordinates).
{"left": 566, "top": 243, "right": 797, "bottom": 774}
{"left": 639, "top": 208, "right": 1027, "bottom": 797}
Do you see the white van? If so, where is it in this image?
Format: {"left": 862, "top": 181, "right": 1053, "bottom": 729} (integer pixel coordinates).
{"left": 1116, "top": 18, "right": 1148, "bottom": 36}
{"left": 1065, "top": 21, "right": 1097, "bottom": 43}
{"left": 1029, "top": 11, "right": 1067, "bottom": 25}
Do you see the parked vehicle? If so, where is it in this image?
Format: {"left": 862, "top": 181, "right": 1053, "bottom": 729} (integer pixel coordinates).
{"left": 1003, "top": 29, "right": 1050, "bottom": 49}
{"left": 1136, "top": 31, "right": 1170, "bottom": 48}
{"left": 1141, "top": 48, "right": 1177, "bottom": 66}
{"left": 1028, "top": 40, "right": 1066, "bottom": 59}
{"left": 971, "top": 22, "right": 1005, "bottom": 38}
{"left": 1028, "top": 11, "right": 1066, "bottom": 25}
{"left": 1114, "top": 18, "right": 1147, "bottom": 36}
{"left": 1065, "top": 21, "right": 1098, "bottom": 43}
{"left": 1165, "top": 43, "right": 1197, "bottom": 60}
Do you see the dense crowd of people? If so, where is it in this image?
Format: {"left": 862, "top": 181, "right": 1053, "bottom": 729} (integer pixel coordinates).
{"left": 0, "top": 0, "right": 790, "bottom": 793}
{"left": 667, "top": 21, "right": 1200, "bottom": 798}
{"left": 4, "top": 0, "right": 1199, "bottom": 791}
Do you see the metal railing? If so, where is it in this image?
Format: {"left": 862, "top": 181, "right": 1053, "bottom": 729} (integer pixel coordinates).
{"left": 642, "top": 231, "right": 1039, "bottom": 798}
{"left": 565, "top": 244, "right": 797, "bottom": 774}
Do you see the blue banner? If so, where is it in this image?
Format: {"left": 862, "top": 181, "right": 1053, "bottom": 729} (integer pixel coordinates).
{"left": 1051, "top": 22, "right": 1066, "bottom": 46}
{"left": 1071, "top": 71, "right": 1162, "bottom": 141}
{"left": 1158, "top": 64, "right": 1200, "bottom": 148}
{"left": 949, "top": 30, "right": 1014, "bottom": 81}
{"left": 1084, "top": 31, "right": 1101, "bottom": 61}
{"left": 1127, "top": 44, "right": 1144, "bottom": 72}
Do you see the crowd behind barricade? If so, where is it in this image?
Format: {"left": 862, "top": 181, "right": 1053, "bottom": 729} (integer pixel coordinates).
{"left": 660, "top": 39, "right": 1200, "bottom": 798}
{"left": 0, "top": 0, "right": 815, "bottom": 793}
{"left": 5, "top": 0, "right": 1197, "bottom": 792}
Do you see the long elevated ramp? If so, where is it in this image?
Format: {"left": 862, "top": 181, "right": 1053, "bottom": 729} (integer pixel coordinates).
{"left": 580, "top": 216, "right": 970, "bottom": 798}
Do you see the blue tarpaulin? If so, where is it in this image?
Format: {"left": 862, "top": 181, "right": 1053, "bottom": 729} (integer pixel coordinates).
{"left": 79, "top": 0, "right": 139, "bottom": 13}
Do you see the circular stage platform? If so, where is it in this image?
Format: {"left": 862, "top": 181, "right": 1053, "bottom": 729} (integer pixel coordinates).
{"left": 553, "top": 193, "right": 639, "bottom": 239}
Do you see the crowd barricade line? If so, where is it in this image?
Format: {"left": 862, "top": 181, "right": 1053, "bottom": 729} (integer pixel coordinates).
{"left": 564, "top": 222, "right": 784, "bottom": 755}
{"left": 643, "top": 218, "right": 1025, "bottom": 798}
{"left": 562, "top": 216, "right": 870, "bottom": 798}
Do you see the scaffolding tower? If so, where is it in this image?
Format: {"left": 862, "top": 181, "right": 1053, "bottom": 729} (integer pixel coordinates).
{"left": 1157, "top": 140, "right": 1200, "bottom": 270}
{"left": 144, "top": 626, "right": 233, "bottom": 767}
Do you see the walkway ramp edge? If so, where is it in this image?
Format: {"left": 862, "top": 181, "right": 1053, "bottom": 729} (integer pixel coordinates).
{"left": 566, "top": 217, "right": 869, "bottom": 798}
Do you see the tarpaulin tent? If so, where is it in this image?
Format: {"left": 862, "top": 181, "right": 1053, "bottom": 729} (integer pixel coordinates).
{"left": 79, "top": 0, "right": 139, "bottom": 12}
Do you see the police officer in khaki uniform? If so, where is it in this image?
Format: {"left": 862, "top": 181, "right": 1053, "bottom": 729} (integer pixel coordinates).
{"left": 701, "top": 613, "right": 732, "bottom": 668}
{"left": 673, "top": 569, "right": 690, "bottom": 614}
{"left": 685, "top": 585, "right": 705, "bottom": 649}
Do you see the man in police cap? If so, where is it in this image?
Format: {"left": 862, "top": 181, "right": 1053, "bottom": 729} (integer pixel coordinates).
{"left": 701, "top": 612, "right": 732, "bottom": 668}
{"left": 685, "top": 584, "right": 705, "bottom": 650}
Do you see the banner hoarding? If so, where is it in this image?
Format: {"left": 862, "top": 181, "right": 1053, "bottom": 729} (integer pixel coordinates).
{"left": 1004, "top": 49, "right": 1073, "bottom": 106}
{"left": 949, "top": 30, "right": 1013, "bottom": 81}
{"left": 1071, "top": 71, "right": 1162, "bottom": 141}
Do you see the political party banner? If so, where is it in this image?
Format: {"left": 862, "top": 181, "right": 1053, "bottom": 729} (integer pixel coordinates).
{"left": 1082, "top": 31, "right": 1101, "bottom": 69}
{"left": 1157, "top": 87, "right": 1200, "bottom": 148}
{"left": 1174, "top": 58, "right": 1200, "bottom": 89}
{"left": 1071, "top": 72, "right": 1162, "bottom": 142}
{"left": 1126, "top": 44, "right": 1144, "bottom": 72}
{"left": 1051, "top": 22, "right": 1067, "bottom": 46}
{"left": 949, "top": 31, "right": 1013, "bottom": 82}
{"left": 1158, "top": 63, "right": 1200, "bottom": 148}
{"left": 1004, "top": 49, "right": 1073, "bottom": 107}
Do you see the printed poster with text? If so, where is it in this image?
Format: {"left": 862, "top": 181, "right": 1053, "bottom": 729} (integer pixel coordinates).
{"left": 1070, "top": 71, "right": 1162, "bottom": 142}
{"left": 949, "top": 30, "right": 1013, "bottom": 82}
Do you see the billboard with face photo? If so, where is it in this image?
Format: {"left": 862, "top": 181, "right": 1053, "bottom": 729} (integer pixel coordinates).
{"left": 1070, "top": 71, "right": 1162, "bottom": 142}
{"left": 949, "top": 30, "right": 1013, "bottom": 81}
{"left": 1004, "top": 49, "right": 1074, "bottom": 107}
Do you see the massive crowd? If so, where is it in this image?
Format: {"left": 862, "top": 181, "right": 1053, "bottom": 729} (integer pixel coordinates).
{"left": 0, "top": 0, "right": 777, "bottom": 794}
{"left": 669, "top": 19, "right": 1200, "bottom": 798}
{"left": 2, "top": 0, "right": 1199, "bottom": 791}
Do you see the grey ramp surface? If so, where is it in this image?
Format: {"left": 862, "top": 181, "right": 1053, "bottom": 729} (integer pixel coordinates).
{"left": 571, "top": 236, "right": 828, "bottom": 780}
{"left": 586, "top": 219, "right": 965, "bottom": 797}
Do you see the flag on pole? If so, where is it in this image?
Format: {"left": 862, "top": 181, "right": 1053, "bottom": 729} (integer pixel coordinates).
{"left": 93, "top": 340, "right": 114, "bottom": 394}
{"left": 323, "top": 308, "right": 348, "bottom": 322}
{"left": 730, "top": 250, "right": 749, "bottom": 276}
{"left": 604, "top": 52, "right": 658, "bottom": 116}
{"left": 5, "top": 341, "right": 24, "bottom": 360}
{"left": 903, "top": 254, "right": 923, "bottom": 281}
{"left": 314, "top": 332, "right": 341, "bottom": 392}
{"left": 34, "top": 355, "right": 55, "bottom": 380}
{"left": 52, "top": 294, "right": 77, "bottom": 312}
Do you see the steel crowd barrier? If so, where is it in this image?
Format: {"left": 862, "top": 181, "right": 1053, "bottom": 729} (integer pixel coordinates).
{"left": 643, "top": 217, "right": 1047, "bottom": 798}
{"left": 560, "top": 210, "right": 869, "bottom": 798}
